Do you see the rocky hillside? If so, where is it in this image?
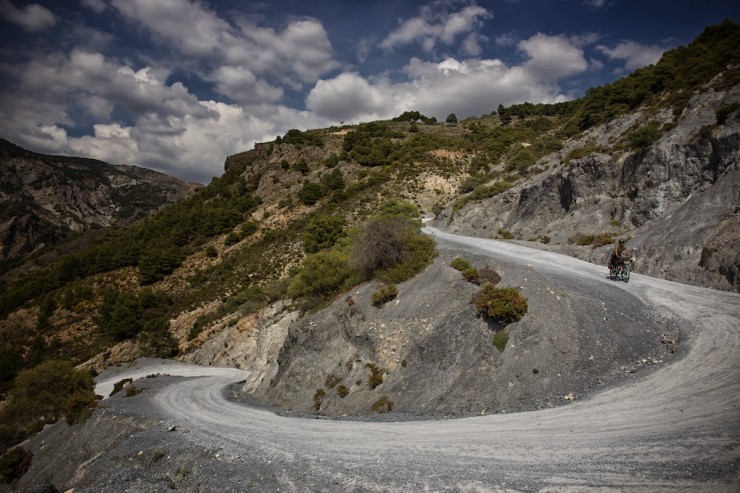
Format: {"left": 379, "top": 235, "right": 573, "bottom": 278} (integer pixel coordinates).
{"left": 0, "top": 139, "right": 200, "bottom": 259}
{"left": 437, "top": 86, "right": 740, "bottom": 291}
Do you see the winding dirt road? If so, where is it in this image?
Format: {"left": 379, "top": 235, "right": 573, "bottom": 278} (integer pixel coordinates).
{"left": 98, "top": 228, "right": 740, "bottom": 491}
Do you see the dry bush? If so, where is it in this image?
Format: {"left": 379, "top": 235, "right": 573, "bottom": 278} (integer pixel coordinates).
{"left": 353, "top": 218, "right": 409, "bottom": 277}
{"left": 372, "top": 284, "right": 398, "bottom": 307}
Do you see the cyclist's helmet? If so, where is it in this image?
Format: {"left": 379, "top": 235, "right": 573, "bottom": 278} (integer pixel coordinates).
{"left": 618, "top": 239, "right": 625, "bottom": 244}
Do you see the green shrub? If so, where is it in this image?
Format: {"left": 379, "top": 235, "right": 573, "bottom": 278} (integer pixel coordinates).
{"left": 0, "top": 447, "right": 32, "bottom": 483}
{"left": 281, "top": 129, "right": 324, "bottom": 147}
{"left": 65, "top": 390, "right": 98, "bottom": 425}
{"left": 313, "top": 388, "right": 325, "bottom": 411}
{"left": 303, "top": 215, "right": 346, "bottom": 253}
{"left": 188, "top": 324, "right": 204, "bottom": 341}
{"left": 0, "top": 360, "right": 96, "bottom": 451}
{"left": 240, "top": 221, "right": 259, "bottom": 237}
{"left": 377, "top": 232, "right": 436, "bottom": 284}
{"left": 97, "top": 289, "right": 172, "bottom": 342}
{"left": 461, "top": 266, "right": 479, "bottom": 283}
{"left": 297, "top": 182, "right": 327, "bottom": 205}
{"left": 337, "top": 384, "right": 349, "bottom": 398}
{"left": 293, "top": 159, "right": 310, "bottom": 174}
{"left": 625, "top": 122, "right": 662, "bottom": 150}
{"left": 469, "top": 181, "right": 513, "bottom": 201}
{"left": 492, "top": 331, "right": 509, "bottom": 352}
{"left": 224, "top": 231, "right": 241, "bottom": 246}
{"left": 541, "top": 235, "right": 551, "bottom": 244}
{"left": 372, "top": 284, "right": 398, "bottom": 307}
{"left": 371, "top": 396, "right": 394, "bottom": 413}
{"left": 472, "top": 284, "right": 528, "bottom": 325}
{"left": 609, "top": 219, "right": 621, "bottom": 227}
{"left": 506, "top": 147, "right": 536, "bottom": 171}
{"left": 323, "top": 154, "right": 340, "bottom": 168}
{"left": 451, "top": 257, "right": 472, "bottom": 271}
{"left": 376, "top": 199, "right": 422, "bottom": 225}
{"left": 320, "top": 169, "right": 345, "bottom": 190}
{"left": 365, "top": 363, "right": 385, "bottom": 389}
{"left": 459, "top": 174, "right": 489, "bottom": 193}
{"left": 288, "top": 249, "right": 358, "bottom": 301}
{"left": 569, "top": 232, "right": 615, "bottom": 248}
{"left": 591, "top": 232, "right": 616, "bottom": 248}
{"left": 138, "top": 318, "right": 178, "bottom": 358}
{"left": 498, "top": 228, "right": 513, "bottom": 239}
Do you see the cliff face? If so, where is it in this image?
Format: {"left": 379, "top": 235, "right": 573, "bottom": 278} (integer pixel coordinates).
{"left": 0, "top": 140, "right": 200, "bottom": 259}
{"left": 438, "top": 86, "right": 740, "bottom": 291}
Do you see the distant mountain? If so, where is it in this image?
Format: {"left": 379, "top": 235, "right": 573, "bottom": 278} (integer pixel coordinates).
{"left": 0, "top": 139, "right": 200, "bottom": 259}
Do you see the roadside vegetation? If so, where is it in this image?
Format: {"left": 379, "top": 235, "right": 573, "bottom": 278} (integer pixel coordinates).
{"left": 0, "top": 360, "right": 96, "bottom": 454}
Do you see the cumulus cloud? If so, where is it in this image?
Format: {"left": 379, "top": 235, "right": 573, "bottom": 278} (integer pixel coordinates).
{"left": 110, "top": 0, "right": 229, "bottom": 58}
{"left": 209, "top": 66, "right": 284, "bottom": 104}
{"left": 519, "top": 34, "right": 589, "bottom": 80}
{"left": 0, "top": 0, "right": 56, "bottom": 31}
{"left": 380, "top": 2, "right": 492, "bottom": 53}
{"left": 306, "top": 31, "right": 589, "bottom": 126}
{"left": 596, "top": 41, "right": 666, "bottom": 70}
{"left": 10, "top": 50, "right": 210, "bottom": 121}
{"left": 0, "top": 51, "right": 259, "bottom": 183}
{"left": 110, "top": 0, "right": 339, "bottom": 100}
{"left": 306, "top": 72, "right": 392, "bottom": 122}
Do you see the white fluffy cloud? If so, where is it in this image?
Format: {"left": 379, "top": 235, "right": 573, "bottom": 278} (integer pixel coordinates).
{"left": 597, "top": 41, "right": 666, "bottom": 70}
{"left": 110, "top": 0, "right": 339, "bottom": 101}
{"left": 306, "top": 72, "right": 392, "bottom": 122}
{"left": 519, "top": 34, "right": 589, "bottom": 80}
{"left": 0, "top": 0, "right": 56, "bottom": 31}
{"left": 380, "top": 3, "right": 493, "bottom": 54}
{"left": 307, "top": 31, "right": 588, "bottom": 126}
{"left": 0, "top": 50, "right": 302, "bottom": 183}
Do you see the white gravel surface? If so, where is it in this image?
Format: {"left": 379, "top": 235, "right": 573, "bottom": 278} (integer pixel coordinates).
{"left": 89, "top": 228, "right": 740, "bottom": 491}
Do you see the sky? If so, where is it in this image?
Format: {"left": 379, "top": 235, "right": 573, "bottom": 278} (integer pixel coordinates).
{"left": 0, "top": 1, "right": 737, "bottom": 184}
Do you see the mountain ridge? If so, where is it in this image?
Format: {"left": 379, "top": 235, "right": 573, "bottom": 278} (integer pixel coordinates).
{"left": 0, "top": 138, "right": 200, "bottom": 260}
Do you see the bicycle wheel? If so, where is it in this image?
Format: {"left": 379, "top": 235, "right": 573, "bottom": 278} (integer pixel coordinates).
{"left": 621, "top": 265, "right": 630, "bottom": 282}
{"left": 609, "top": 267, "right": 617, "bottom": 279}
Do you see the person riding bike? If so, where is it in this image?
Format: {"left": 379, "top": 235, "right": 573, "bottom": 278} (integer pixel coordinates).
{"left": 609, "top": 239, "right": 632, "bottom": 270}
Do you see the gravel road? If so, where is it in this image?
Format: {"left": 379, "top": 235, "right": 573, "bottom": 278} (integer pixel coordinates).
{"left": 49, "top": 228, "right": 740, "bottom": 491}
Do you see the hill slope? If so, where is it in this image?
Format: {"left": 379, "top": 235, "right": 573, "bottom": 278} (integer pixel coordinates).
{"left": 0, "top": 139, "right": 199, "bottom": 260}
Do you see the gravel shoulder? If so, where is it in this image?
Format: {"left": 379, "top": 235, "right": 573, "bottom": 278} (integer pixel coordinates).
{"left": 9, "top": 228, "right": 740, "bottom": 492}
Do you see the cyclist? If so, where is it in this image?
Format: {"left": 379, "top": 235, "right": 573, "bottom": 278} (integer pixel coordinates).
{"left": 609, "top": 239, "right": 632, "bottom": 270}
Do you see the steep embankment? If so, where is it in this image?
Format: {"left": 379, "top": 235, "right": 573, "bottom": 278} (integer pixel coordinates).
{"left": 245, "top": 245, "right": 681, "bottom": 417}
{"left": 439, "top": 86, "right": 740, "bottom": 291}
